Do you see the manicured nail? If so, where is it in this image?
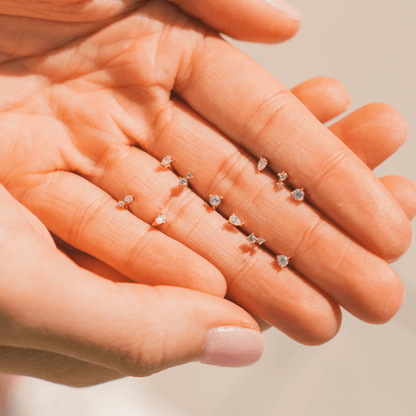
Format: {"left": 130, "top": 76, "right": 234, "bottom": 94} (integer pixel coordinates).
{"left": 199, "top": 327, "right": 264, "bottom": 367}
{"left": 265, "top": 0, "right": 302, "bottom": 21}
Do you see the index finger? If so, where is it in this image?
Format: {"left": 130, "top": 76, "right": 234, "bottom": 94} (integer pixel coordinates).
{"left": 174, "top": 34, "right": 411, "bottom": 262}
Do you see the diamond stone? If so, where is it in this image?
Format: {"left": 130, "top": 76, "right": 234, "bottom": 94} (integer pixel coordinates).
{"left": 179, "top": 177, "right": 188, "bottom": 186}
{"left": 209, "top": 195, "right": 221, "bottom": 208}
{"left": 277, "top": 182, "right": 284, "bottom": 188}
{"left": 155, "top": 214, "right": 167, "bottom": 225}
{"left": 276, "top": 255, "right": 289, "bottom": 268}
{"left": 124, "top": 195, "right": 133, "bottom": 204}
{"left": 118, "top": 200, "right": 125, "bottom": 208}
{"left": 229, "top": 214, "right": 242, "bottom": 226}
{"left": 258, "top": 157, "right": 268, "bottom": 172}
{"left": 257, "top": 237, "right": 265, "bottom": 245}
{"left": 278, "top": 171, "right": 288, "bottom": 181}
{"left": 186, "top": 172, "right": 193, "bottom": 180}
{"left": 247, "top": 234, "right": 257, "bottom": 245}
{"left": 161, "top": 155, "right": 172, "bottom": 168}
{"left": 292, "top": 189, "right": 305, "bottom": 201}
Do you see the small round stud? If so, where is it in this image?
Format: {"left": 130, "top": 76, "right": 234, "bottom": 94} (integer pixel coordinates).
{"left": 276, "top": 254, "right": 290, "bottom": 268}
{"left": 292, "top": 188, "right": 305, "bottom": 202}
{"left": 257, "top": 237, "right": 266, "bottom": 245}
{"left": 209, "top": 194, "right": 222, "bottom": 210}
{"left": 247, "top": 234, "right": 257, "bottom": 245}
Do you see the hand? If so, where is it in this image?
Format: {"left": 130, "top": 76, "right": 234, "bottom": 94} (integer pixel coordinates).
{"left": 0, "top": 183, "right": 266, "bottom": 386}
{"left": 0, "top": 2, "right": 413, "bottom": 345}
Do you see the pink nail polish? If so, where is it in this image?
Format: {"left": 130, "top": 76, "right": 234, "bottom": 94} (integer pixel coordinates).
{"left": 265, "top": 0, "right": 302, "bottom": 21}
{"left": 199, "top": 327, "right": 264, "bottom": 367}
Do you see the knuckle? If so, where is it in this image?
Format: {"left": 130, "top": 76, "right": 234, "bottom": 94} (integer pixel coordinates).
{"left": 246, "top": 89, "right": 295, "bottom": 150}
{"left": 212, "top": 151, "right": 253, "bottom": 194}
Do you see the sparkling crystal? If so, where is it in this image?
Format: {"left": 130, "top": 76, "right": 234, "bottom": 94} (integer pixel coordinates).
{"left": 258, "top": 157, "right": 268, "bottom": 172}
{"left": 247, "top": 234, "right": 257, "bottom": 245}
{"left": 161, "top": 155, "right": 172, "bottom": 167}
{"left": 186, "top": 172, "right": 193, "bottom": 180}
{"left": 179, "top": 177, "right": 188, "bottom": 186}
{"left": 292, "top": 189, "right": 305, "bottom": 201}
{"left": 229, "top": 214, "right": 242, "bottom": 226}
{"left": 209, "top": 195, "right": 221, "bottom": 208}
{"left": 124, "top": 195, "right": 133, "bottom": 204}
{"left": 257, "top": 237, "right": 265, "bottom": 245}
{"left": 277, "top": 182, "right": 284, "bottom": 188}
{"left": 118, "top": 201, "right": 125, "bottom": 208}
{"left": 276, "top": 255, "right": 289, "bottom": 268}
{"left": 155, "top": 214, "right": 167, "bottom": 225}
{"left": 278, "top": 171, "right": 288, "bottom": 181}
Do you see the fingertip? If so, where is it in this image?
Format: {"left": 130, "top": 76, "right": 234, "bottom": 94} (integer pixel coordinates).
{"left": 360, "top": 266, "right": 404, "bottom": 325}
{"left": 291, "top": 76, "right": 351, "bottom": 123}
{"left": 170, "top": 0, "right": 301, "bottom": 43}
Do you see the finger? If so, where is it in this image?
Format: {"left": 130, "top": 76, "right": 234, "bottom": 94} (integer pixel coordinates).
{"left": 55, "top": 238, "right": 133, "bottom": 283}
{"left": 174, "top": 34, "right": 412, "bottom": 262}
{"left": 291, "top": 76, "right": 351, "bottom": 124}
{"left": 19, "top": 172, "right": 227, "bottom": 297}
{"left": 328, "top": 103, "right": 410, "bottom": 170}
{"left": 0, "top": 346, "right": 124, "bottom": 387}
{"left": 380, "top": 175, "right": 416, "bottom": 221}
{"left": 168, "top": 0, "right": 301, "bottom": 43}
{"left": 0, "top": 187, "right": 264, "bottom": 373}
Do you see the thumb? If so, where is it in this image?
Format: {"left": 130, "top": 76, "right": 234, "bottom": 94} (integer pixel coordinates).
{"left": 168, "top": 0, "right": 302, "bottom": 43}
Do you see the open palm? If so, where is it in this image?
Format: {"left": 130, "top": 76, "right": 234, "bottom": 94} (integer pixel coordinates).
{"left": 0, "top": 0, "right": 413, "bottom": 350}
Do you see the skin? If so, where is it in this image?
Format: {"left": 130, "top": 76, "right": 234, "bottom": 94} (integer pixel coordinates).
{"left": 0, "top": 0, "right": 415, "bottom": 385}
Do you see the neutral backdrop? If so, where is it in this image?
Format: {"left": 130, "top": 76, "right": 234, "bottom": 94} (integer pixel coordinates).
{"left": 13, "top": 0, "right": 416, "bottom": 415}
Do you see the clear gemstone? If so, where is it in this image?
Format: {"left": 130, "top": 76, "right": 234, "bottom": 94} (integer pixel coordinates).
{"left": 257, "top": 237, "right": 265, "bottom": 245}
{"left": 278, "top": 171, "right": 288, "bottom": 181}
{"left": 277, "top": 182, "right": 284, "bottom": 188}
{"left": 277, "top": 255, "right": 289, "bottom": 267}
{"left": 187, "top": 172, "right": 193, "bottom": 180}
{"left": 161, "top": 155, "right": 172, "bottom": 167}
{"left": 258, "top": 157, "right": 268, "bottom": 171}
{"left": 179, "top": 177, "right": 188, "bottom": 186}
{"left": 155, "top": 214, "right": 167, "bottom": 225}
{"left": 293, "top": 189, "right": 305, "bottom": 201}
{"left": 124, "top": 195, "right": 133, "bottom": 204}
{"left": 247, "top": 234, "right": 257, "bottom": 245}
{"left": 229, "top": 215, "right": 242, "bottom": 226}
{"left": 118, "top": 201, "right": 125, "bottom": 207}
{"left": 209, "top": 195, "right": 221, "bottom": 208}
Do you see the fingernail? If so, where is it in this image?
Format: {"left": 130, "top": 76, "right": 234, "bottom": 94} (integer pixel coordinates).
{"left": 199, "top": 327, "right": 264, "bottom": 367}
{"left": 265, "top": 0, "right": 302, "bottom": 21}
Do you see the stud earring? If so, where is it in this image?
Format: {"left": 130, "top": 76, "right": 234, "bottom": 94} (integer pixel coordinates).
{"left": 179, "top": 172, "right": 193, "bottom": 187}
{"left": 276, "top": 254, "right": 290, "bottom": 268}
{"left": 257, "top": 157, "right": 268, "bottom": 172}
{"left": 209, "top": 194, "right": 222, "bottom": 210}
{"left": 228, "top": 214, "right": 244, "bottom": 227}
{"left": 161, "top": 155, "right": 173, "bottom": 169}
{"left": 292, "top": 188, "right": 305, "bottom": 202}
{"left": 152, "top": 214, "right": 168, "bottom": 227}
{"left": 118, "top": 195, "right": 133, "bottom": 209}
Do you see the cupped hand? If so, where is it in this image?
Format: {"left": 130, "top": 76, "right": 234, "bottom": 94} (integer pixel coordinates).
{"left": 0, "top": 183, "right": 265, "bottom": 386}
{"left": 0, "top": 1, "right": 414, "bottom": 346}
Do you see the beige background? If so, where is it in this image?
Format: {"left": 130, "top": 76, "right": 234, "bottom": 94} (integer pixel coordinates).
{"left": 14, "top": 0, "right": 416, "bottom": 415}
